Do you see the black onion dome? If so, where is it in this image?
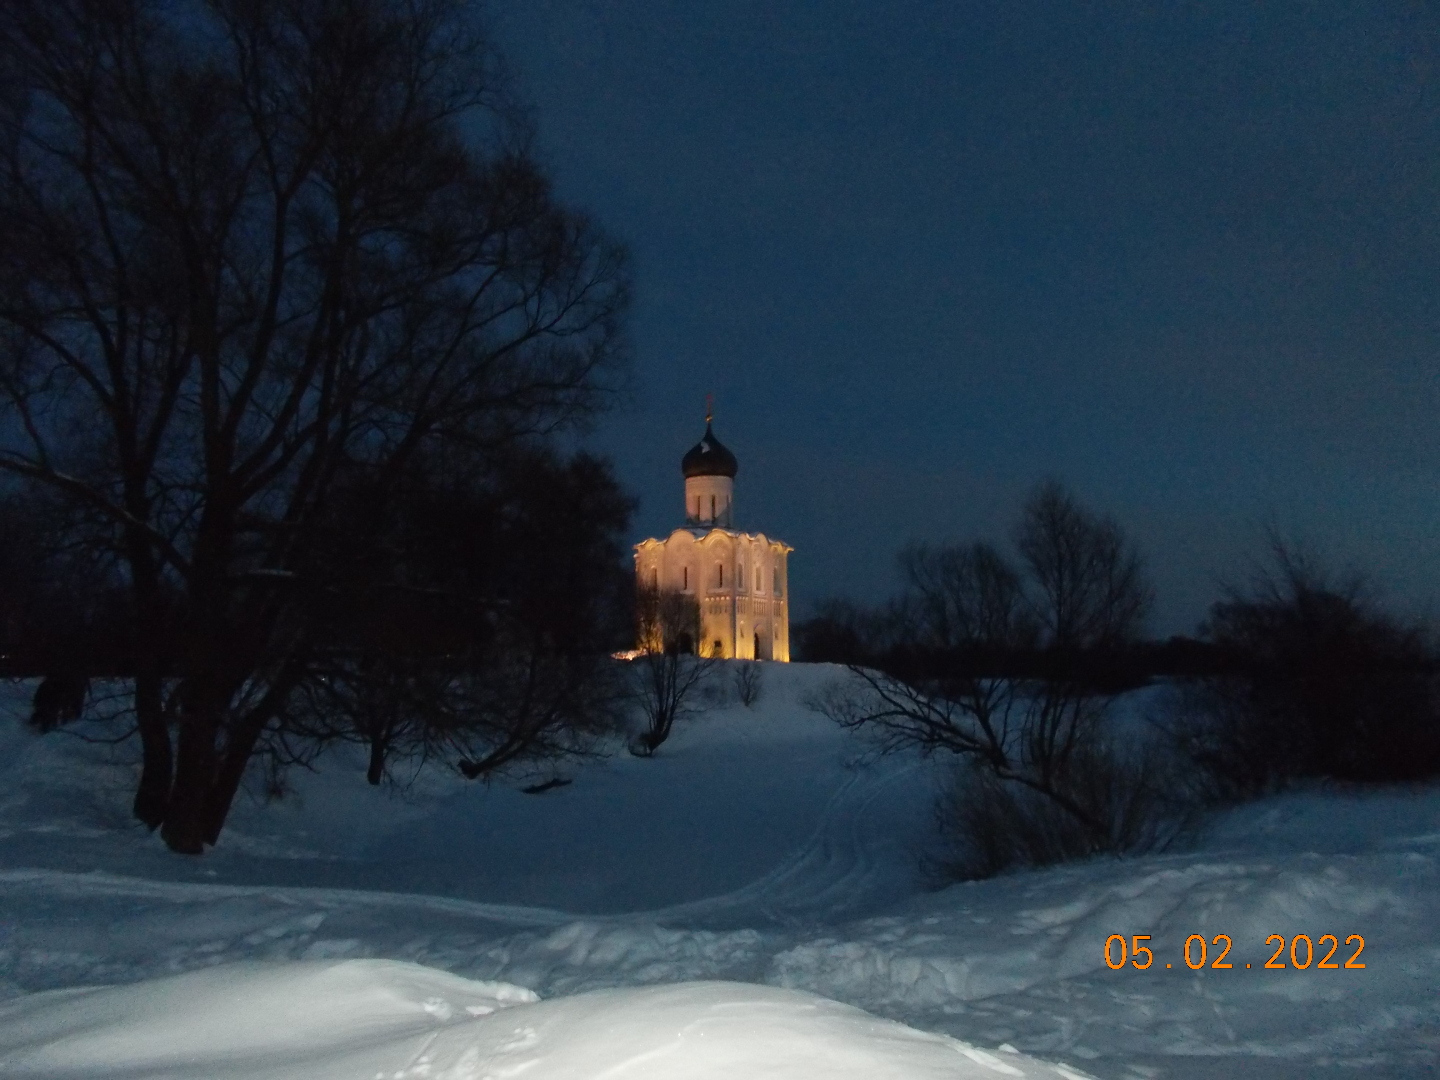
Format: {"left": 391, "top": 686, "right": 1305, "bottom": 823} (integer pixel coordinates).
{"left": 681, "top": 423, "right": 739, "bottom": 479}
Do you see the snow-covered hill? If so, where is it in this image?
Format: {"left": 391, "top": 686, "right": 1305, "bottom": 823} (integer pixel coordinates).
{"left": 0, "top": 665, "right": 1435, "bottom": 1078}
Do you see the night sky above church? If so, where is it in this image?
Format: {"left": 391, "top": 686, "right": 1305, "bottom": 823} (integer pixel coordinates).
{"left": 494, "top": 1, "right": 1440, "bottom": 636}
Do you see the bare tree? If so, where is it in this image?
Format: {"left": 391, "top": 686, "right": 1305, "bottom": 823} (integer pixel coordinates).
{"left": 1167, "top": 534, "right": 1440, "bottom": 794}
{"left": 629, "top": 585, "right": 713, "bottom": 756}
{"left": 900, "top": 540, "right": 1037, "bottom": 653}
{"left": 0, "top": 0, "right": 629, "bottom": 852}
{"left": 816, "top": 484, "right": 1162, "bottom": 868}
{"left": 1014, "top": 480, "right": 1153, "bottom": 652}
{"left": 279, "top": 447, "right": 632, "bottom": 788}
{"left": 732, "top": 660, "right": 763, "bottom": 707}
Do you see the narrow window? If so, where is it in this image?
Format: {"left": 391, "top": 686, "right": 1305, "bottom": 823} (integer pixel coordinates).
{"left": 738, "top": 563, "right": 745, "bottom": 590}
{"left": 682, "top": 565, "right": 689, "bottom": 590}
{"left": 650, "top": 567, "right": 658, "bottom": 590}
{"left": 716, "top": 562, "right": 724, "bottom": 588}
{"left": 710, "top": 494, "right": 716, "bottom": 520}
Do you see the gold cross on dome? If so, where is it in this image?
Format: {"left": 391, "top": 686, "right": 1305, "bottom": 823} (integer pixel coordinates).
{"left": 705, "top": 392, "right": 714, "bottom": 425}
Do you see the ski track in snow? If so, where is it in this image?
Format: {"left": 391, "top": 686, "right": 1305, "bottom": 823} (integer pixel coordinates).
{"left": 0, "top": 671, "right": 1438, "bottom": 1078}
{"left": 648, "top": 753, "right": 934, "bottom": 927}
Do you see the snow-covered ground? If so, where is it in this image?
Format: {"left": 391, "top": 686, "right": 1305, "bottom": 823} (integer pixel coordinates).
{"left": 0, "top": 664, "right": 1435, "bottom": 1078}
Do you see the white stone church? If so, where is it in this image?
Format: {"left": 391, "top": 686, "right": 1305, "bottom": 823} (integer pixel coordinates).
{"left": 633, "top": 415, "right": 792, "bottom": 660}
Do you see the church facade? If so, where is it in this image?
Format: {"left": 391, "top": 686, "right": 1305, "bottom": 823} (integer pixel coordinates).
{"left": 633, "top": 417, "right": 792, "bottom": 660}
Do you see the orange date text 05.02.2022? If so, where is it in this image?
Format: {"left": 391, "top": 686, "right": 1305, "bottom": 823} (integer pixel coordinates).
{"left": 1105, "top": 934, "right": 1366, "bottom": 971}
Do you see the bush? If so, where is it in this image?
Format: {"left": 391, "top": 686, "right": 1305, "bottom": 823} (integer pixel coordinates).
{"left": 932, "top": 730, "right": 1195, "bottom": 881}
{"left": 630, "top": 587, "right": 714, "bottom": 756}
{"left": 1171, "top": 542, "right": 1440, "bottom": 794}
{"left": 816, "top": 481, "right": 1170, "bottom": 882}
{"left": 1160, "top": 678, "right": 1283, "bottom": 803}
{"left": 733, "top": 661, "right": 763, "bottom": 707}
{"left": 792, "top": 599, "right": 883, "bottom": 664}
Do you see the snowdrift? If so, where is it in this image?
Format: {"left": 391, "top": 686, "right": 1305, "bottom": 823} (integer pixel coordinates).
{"left": 0, "top": 961, "right": 1106, "bottom": 1079}
{"left": 0, "top": 666, "right": 1436, "bottom": 1078}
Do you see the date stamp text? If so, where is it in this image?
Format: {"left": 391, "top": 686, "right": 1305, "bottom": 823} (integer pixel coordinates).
{"left": 1105, "top": 934, "right": 1366, "bottom": 970}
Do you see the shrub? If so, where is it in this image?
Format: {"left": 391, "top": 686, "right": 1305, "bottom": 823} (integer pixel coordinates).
{"left": 733, "top": 661, "right": 763, "bottom": 707}
{"left": 932, "top": 728, "right": 1195, "bottom": 881}
{"left": 630, "top": 587, "right": 714, "bottom": 755}
{"left": 1171, "top": 541, "right": 1440, "bottom": 794}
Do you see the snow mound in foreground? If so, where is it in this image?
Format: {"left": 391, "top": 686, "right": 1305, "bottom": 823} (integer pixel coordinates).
{"left": 0, "top": 959, "right": 1104, "bottom": 1079}
{"left": 0, "top": 959, "right": 535, "bottom": 1076}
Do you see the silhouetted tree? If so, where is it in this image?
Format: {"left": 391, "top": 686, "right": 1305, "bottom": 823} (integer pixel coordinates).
{"left": 732, "top": 660, "right": 763, "bottom": 707}
{"left": 816, "top": 482, "right": 1169, "bottom": 873}
{"left": 1013, "top": 480, "right": 1153, "bottom": 653}
{"left": 792, "top": 598, "right": 880, "bottom": 664}
{"left": 0, "top": 0, "right": 629, "bottom": 851}
{"left": 629, "top": 586, "right": 712, "bottom": 755}
{"left": 0, "top": 487, "right": 153, "bottom": 682}
{"left": 1168, "top": 539, "right": 1440, "bottom": 795}
{"left": 29, "top": 673, "right": 89, "bottom": 730}
{"left": 289, "top": 448, "right": 634, "bottom": 786}
{"left": 0, "top": 491, "right": 59, "bottom": 667}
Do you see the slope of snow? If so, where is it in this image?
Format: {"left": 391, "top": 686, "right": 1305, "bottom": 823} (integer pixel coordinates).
{"left": 0, "top": 667, "right": 934, "bottom": 921}
{"left": 0, "top": 665, "right": 1436, "bottom": 1078}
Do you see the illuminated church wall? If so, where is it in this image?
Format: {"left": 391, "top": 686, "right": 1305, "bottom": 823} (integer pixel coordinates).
{"left": 683, "top": 474, "right": 733, "bottom": 528}
{"left": 633, "top": 415, "right": 792, "bottom": 661}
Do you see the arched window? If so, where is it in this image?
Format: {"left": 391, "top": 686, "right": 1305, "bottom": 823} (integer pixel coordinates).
{"left": 682, "top": 565, "right": 689, "bottom": 590}
{"left": 650, "top": 567, "right": 658, "bottom": 590}
{"left": 715, "top": 562, "right": 724, "bottom": 588}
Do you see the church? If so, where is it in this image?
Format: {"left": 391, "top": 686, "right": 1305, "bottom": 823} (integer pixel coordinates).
{"left": 633, "top": 413, "right": 792, "bottom": 660}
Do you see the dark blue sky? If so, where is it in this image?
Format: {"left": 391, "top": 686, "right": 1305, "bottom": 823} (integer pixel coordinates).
{"left": 494, "top": 0, "right": 1440, "bottom": 635}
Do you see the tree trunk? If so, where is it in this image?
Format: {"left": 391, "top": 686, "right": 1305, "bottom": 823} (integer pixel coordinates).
{"left": 201, "top": 711, "right": 271, "bottom": 846}
{"left": 160, "top": 696, "right": 218, "bottom": 855}
{"left": 367, "top": 734, "right": 387, "bottom": 785}
{"left": 131, "top": 669, "right": 172, "bottom": 830}
{"left": 125, "top": 531, "right": 174, "bottom": 830}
